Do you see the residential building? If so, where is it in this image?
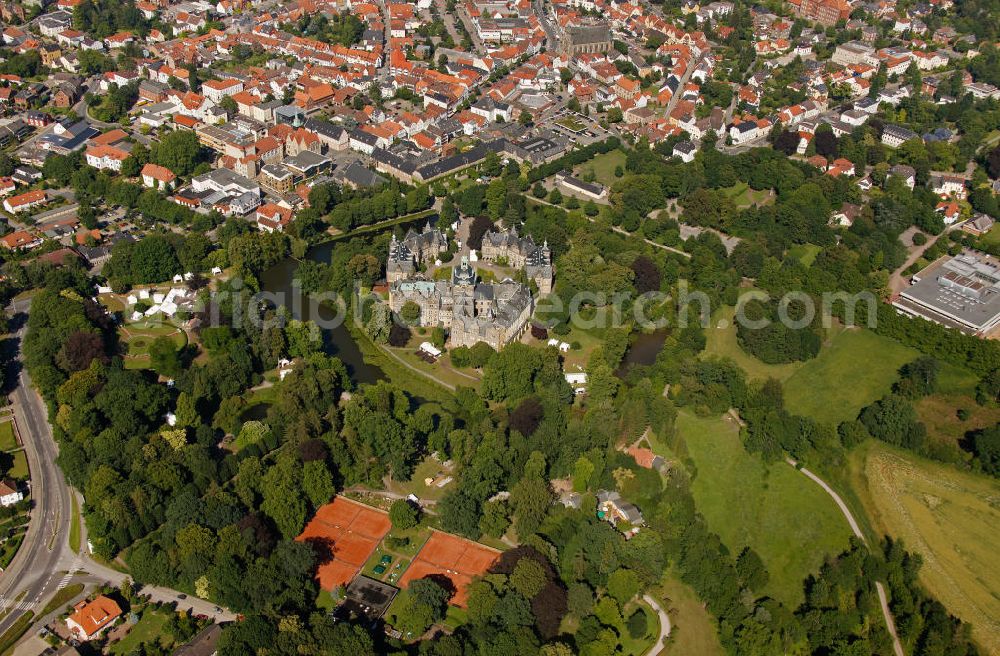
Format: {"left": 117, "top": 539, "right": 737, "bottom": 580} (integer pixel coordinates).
{"left": 3, "top": 189, "right": 47, "bottom": 214}
{"left": 66, "top": 596, "right": 122, "bottom": 642}
{"left": 0, "top": 479, "right": 22, "bottom": 507}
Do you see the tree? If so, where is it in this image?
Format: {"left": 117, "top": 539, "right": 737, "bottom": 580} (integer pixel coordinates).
{"left": 152, "top": 130, "right": 204, "bottom": 176}
{"left": 486, "top": 178, "right": 507, "bottom": 220}
{"left": 548, "top": 188, "right": 563, "bottom": 205}
{"left": 971, "top": 425, "right": 1000, "bottom": 477}
{"left": 399, "top": 300, "right": 422, "bottom": 326}
{"left": 510, "top": 475, "right": 551, "bottom": 537}
{"left": 509, "top": 558, "right": 546, "bottom": 598}
{"left": 482, "top": 151, "right": 502, "bottom": 177}
{"left": 895, "top": 356, "right": 939, "bottom": 398}
{"left": 519, "top": 110, "right": 533, "bottom": 126}
{"left": 606, "top": 569, "right": 640, "bottom": 605}
{"left": 302, "top": 460, "right": 335, "bottom": 508}
{"left": 479, "top": 500, "right": 510, "bottom": 537}
{"left": 149, "top": 335, "right": 182, "bottom": 377}
{"left": 389, "top": 499, "right": 420, "bottom": 530}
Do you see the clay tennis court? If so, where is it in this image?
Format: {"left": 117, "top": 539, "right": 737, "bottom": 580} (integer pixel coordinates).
{"left": 398, "top": 531, "right": 500, "bottom": 608}
{"left": 297, "top": 497, "right": 392, "bottom": 590}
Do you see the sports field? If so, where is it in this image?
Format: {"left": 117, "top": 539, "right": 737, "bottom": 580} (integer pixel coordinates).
{"left": 674, "top": 410, "right": 853, "bottom": 606}
{"left": 297, "top": 497, "right": 392, "bottom": 590}
{"left": 398, "top": 531, "right": 500, "bottom": 608}
{"left": 848, "top": 442, "right": 1000, "bottom": 653}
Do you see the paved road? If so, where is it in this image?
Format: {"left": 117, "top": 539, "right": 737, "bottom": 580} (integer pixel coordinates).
{"left": 786, "top": 458, "right": 905, "bottom": 656}
{"left": 0, "top": 298, "right": 75, "bottom": 639}
{"left": 0, "top": 298, "right": 235, "bottom": 650}
{"left": 643, "top": 593, "right": 672, "bottom": 655}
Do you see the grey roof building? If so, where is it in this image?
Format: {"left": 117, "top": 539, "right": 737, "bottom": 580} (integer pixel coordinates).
{"left": 894, "top": 252, "right": 1000, "bottom": 336}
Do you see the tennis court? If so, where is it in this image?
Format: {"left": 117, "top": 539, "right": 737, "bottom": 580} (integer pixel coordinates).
{"left": 297, "top": 497, "right": 392, "bottom": 590}
{"left": 398, "top": 531, "right": 500, "bottom": 608}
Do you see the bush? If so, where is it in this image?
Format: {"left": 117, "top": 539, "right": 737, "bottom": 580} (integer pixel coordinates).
{"left": 912, "top": 232, "right": 928, "bottom": 246}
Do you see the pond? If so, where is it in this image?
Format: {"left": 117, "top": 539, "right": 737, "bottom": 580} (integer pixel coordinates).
{"left": 260, "top": 239, "right": 384, "bottom": 386}
{"left": 616, "top": 329, "right": 669, "bottom": 377}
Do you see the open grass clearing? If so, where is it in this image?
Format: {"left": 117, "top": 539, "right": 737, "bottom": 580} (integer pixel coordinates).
{"left": 915, "top": 393, "right": 1000, "bottom": 457}
{"left": 576, "top": 149, "right": 627, "bottom": 187}
{"left": 663, "top": 410, "right": 853, "bottom": 607}
{"left": 719, "top": 182, "right": 772, "bottom": 209}
{"left": 783, "top": 329, "right": 923, "bottom": 426}
{"left": 846, "top": 441, "right": 1000, "bottom": 653}
{"left": 701, "top": 306, "right": 804, "bottom": 382}
{"left": 7, "top": 450, "right": 28, "bottom": 480}
{"left": 0, "top": 422, "right": 16, "bottom": 451}
{"left": 658, "top": 572, "right": 724, "bottom": 656}
{"left": 786, "top": 243, "right": 822, "bottom": 267}
{"left": 389, "top": 456, "right": 455, "bottom": 502}
{"left": 109, "top": 609, "right": 173, "bottom": 655}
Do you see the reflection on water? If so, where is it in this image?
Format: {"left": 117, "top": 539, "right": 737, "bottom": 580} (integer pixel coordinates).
{"left": 259, "top": 240, "right": 384, "bottom": 386}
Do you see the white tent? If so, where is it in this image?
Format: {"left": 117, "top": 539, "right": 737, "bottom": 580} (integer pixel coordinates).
{"left": 419, "top": 342, "right": 442, "bottom": 358}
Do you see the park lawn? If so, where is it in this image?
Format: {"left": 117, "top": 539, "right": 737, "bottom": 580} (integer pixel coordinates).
{"left": 577, "top": 149, "right": 628, "bottom": 187}
{"left": 121, "top": 321, "right": 187, "bottom": 369}
{"left": 385, "top": 343, "right": 481, "bottom": 391}
{"left": 0, "top": 421, "right": 17, "bottom": 451}
{"left": 847, "top": 441, "right": 1000, "bottom": 654}
{"left": 787, "top": 243, "right": 822, "bottom": 267}
{"left": 701, "top": 306, "right": 804, "bottom": 382}
{"left": 979, "top": 223, "right": 1000, "bottom": 249}
{"left": 658, "top": 572, "right": 724, "bottom": 656}
{"left": 619, "top": 600, "right": 659, "bottom": 656}
{"left": 783, "top": 329, "right": 921, "bottom": 426}
{"left": 719, "top": 182, "right": 772, "bottom": 209}
{"left": 671, "top": 410, "right": 853, "bottom": 607}
{"left": 8, "top": 450, "right": 28, "bottom": 480}
{"left": 390, "top": 457, "right": 454, "bottom": 502}
{"left": 109, "top": 609, "right": 174, "bottom": 655}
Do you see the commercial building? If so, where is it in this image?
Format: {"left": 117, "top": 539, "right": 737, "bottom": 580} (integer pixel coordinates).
{"left": 893, "top": 252, "right": 1000, "bottom": 336}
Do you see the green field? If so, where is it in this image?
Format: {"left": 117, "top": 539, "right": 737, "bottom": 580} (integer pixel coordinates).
{"left": 7, "top": 450, "right": 28, "bottom": 480}
{"left": 109, "top": 610, "right": 173, "bottom": 655}
{"left": 669, "top": 410, "right": 853, "bottom": 606}
{"left": 847, "top": 441, "right": 1000, "bottom": 653}
{"left": 0, "top": 422, "right": 16, "bottom": 451}
{"left": 783, "top": 329, "right": 924, "bottom": 426}
{"left": 786, "top": 243, "right": 822, "bottom": 267}
{"left": 576, "top": 149, "right": 627, "bottom": 187}
{"left": 719, "top": 182, "right": 772, "bottom": 209}
{"left": 389, "top": 457, "right": 455, "bottom": 502}
{"left": 121, "top": 321, "right": 187, "bottom": 370}
{"left": 658, "top": 573, "right": 724, "bottom": 656}
{"left": 702, "top": 306, "right": 804, "bottom": 382}
{"left": 556, "top": 116, "right": 587, "bottom": 132}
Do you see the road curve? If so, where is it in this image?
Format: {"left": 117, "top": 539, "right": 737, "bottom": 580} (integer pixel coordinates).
{"left": 0, "top": 298, "right": 74, "bottom": 638}
{"left": 785, "top": 458, "right": 905, "bottom": 656}
{"left": 643, "top": 593, "right": 672, "bottom": 656}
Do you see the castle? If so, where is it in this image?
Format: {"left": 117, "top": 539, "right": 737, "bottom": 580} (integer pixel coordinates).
{"left": 388, "top": 257, "right": 533, "bottom": 350}
{"left": 479, "top": 226, "right": 554, "bottom": 295}
{"left": 386, "top": 222, "right": 449, "bottom": 283}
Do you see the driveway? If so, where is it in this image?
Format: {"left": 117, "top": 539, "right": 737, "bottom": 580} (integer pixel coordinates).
{"left": 643, "top": 594, "right": 672, "bottom": 655}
